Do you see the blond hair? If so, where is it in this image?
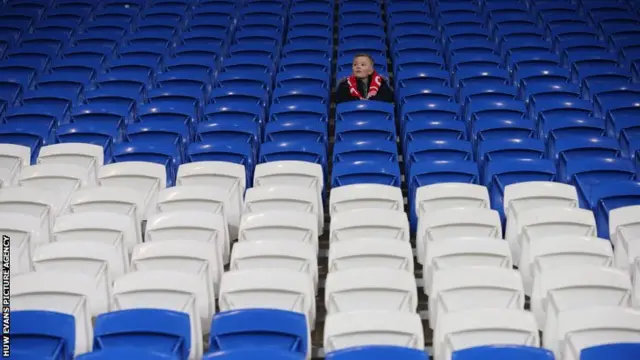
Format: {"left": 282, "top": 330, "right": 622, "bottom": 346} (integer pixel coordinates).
{"left": 353, "top": 53, "right": 374, "bottom": 65}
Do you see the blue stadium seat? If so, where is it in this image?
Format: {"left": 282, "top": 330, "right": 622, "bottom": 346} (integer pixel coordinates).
{"left": 0, "top": 61, "right": 37, "bottom": 95}
{"left": 112, "top": 141, "right": 181, "bottom": 186}
{"left": 593, "top": 87, "right": 640, "bottom": 119}
{"left": 279, "top": 56, "right": 331, "bottom": 73}
{"left": 283, "top": 43, "right": 331, "bottom": 60}
{"left": 393, "top": 53, "right": 446, "bottom": 73}
{"left": 70, "top": 104, "right": 128, "bottom": 133}
{"left": 287, "top": 28, "right": 332, "bottom": 46}
{"left": 331, "top": 160, "right": 402, "bottom": 188}
{"left": 390, "top": 26, "right": 439, "bottom": 45}
{"left": 516, "top": 67, "right": 571, "bottom": 97}
{"left": 402, "top": 119, "right": 467, "bottom": 154}
{"left": 400, "top": 102, "right": 462, "bottom": 132}
{"left": 483, "top": 158, "right": 557, "bottom": 218}
{"left": 204, "top": 349, "right": 303, "bottom": 359}
{"left": 460, "top": 83, "right": 517, "bottom": 108}
{"left": 580, "top": 343, "right": 640, "bottom": 360}
{"left": 4, "top": 105, "right": 60, "bottom": 135}
{"left": 468, "top": 99, "right": 527, "bottom": 125}
{"left": 452, "top": 345, "right": 554, "bottom": 360}
{"left": 472, "top": 118, "right": 536, "bottom": 145}
{"left": 187, "top": 140, "right": 254, "bottom": 186}
{"left": 48, "top": 58, "right": 98, "bottom": 86}
{"left": 210, "top": 88, "right": 267, "bottom": 107}
{"left": 208, "top": 309, "right": 308, "bottom": 358}
{"left": 562, "top": 157, "right": 637, "bottom": 208}
{"left": 259, "top": 140, "right": 327, "bottom": 175}
{"left": 549, "top": 136, "right": 621, "bottom": 164}
{"left": 336, "top": 101, "right": 395, "bottom": 124}
{"left": 334, "top": 139, "right": 398, "bottom": 163}
{"left": 92, "top": 309, "right": 191, "bottom": 360}
{"left": 204, "top": 103, "right": 264, "bottom": 127}
{"left": 197, "top": 120, "right": 259, "bottom": 149}
{"left": 276, "top": 70, "right": 330, "bottom": 90}
{"left": 264, "top": 119, "right": 328, "bottom": 145}
{"left": 56, "top": 123, "right": 120, "bottom": 161}
{"left": 4, "top": 46, "right": 57, "bottom": 75}
{"left": 339, "top": 27, "right": 386, "bottom": 44}
{"left": 126, "top": 122, "right": 191, "bottom": 163}
{"left": 335, "top": 116, "right": 396, "bottom": 143}
{"left": 147, "top": 88, "right": 202, "bottom": 119}
{"left": 406, "top": 139, "right": 473, "bottom": 174}
{"left": 393, "top": 42, "right": 442, "bottom": 60}
{"left": 455, "top": 67, "right": 511, "bottom": 90}
{"left": 588, "top": 181, "right": 640, "bottom": 239}
{"left": 272, "top": 86, "right": 329, "bottom": 107}
{"left": 326, "top": 346, "right": 428, "bottom": 360}
{"left": 11, "top": 310, "right": 75, "bottom": 360}
{"left": 156, "top": 71, "right": 209, "bottom": 99}
{"left": 532, "top": 98, "right": 593, "bottom": 129}
{"left": 524, "top": 81, "right": 581, "bottom": 109}
{"left": 540, "top": 116, "right": 606, "bottom": 141}
{"left": 398, "top": 85, "right": 455, "bottom": 105}
{"left": 269, "top": 103, "right": 328, "bottom": 124}
{"left": 396, "top": 69, "right": 450, "bottom": 88}
{"left": 578, "top": 68, "right": 632, "bottom": 100}
{"left": 77, "top": 349, "right": 175, "bottom": 360}
{"left": 74, "top": 31, "right": 122, "bottom": 53}
{"left": 477, "top": 138, "right": 546, "bottom": 165}
{"left": 214, "top": 71, "right": 273, "bottom": 92}
{"left": 179, "top": 30, "right": 227, "bottom": 49}
{"left": 84, "top": 88, "right": 141, "bottom": 120}
{"left": 138, "top": 103, "right": 198, "bottom": 139}
{"left": 62, "top": 44, "right": 112, "bottom": 70}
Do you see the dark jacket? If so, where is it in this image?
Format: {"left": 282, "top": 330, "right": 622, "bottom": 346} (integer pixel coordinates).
{"left": 335, "top": 73, "right": 394, "bottom": 104}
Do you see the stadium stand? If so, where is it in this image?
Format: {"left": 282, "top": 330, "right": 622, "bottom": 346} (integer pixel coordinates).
{"left": 3, "top": 0, "right": 640, "bottom": 359}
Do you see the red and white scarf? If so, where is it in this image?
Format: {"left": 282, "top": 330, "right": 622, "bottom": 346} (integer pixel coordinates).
{"left": 347, "top": 71, "right": 383, "bottom": 100}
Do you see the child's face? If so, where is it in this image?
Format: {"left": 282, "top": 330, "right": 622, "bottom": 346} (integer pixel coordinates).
{"left": 352, "top": 56, "right": 374, "bottom": 79}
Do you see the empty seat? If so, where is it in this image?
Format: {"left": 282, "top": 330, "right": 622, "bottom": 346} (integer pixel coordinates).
{"left": 503, "top": 181, "right": 579, "bottom": 261}
{"left": 328, "top": 238, "right": 414, "bottom": 273}
{"left": 99, "top": 162, "right": 166, "bottom": 219}
{"left": 548, "top": 306, "right": 640, "bottom": 360}
{"left": 230, "top": 239, "right": 318, "bottom": 291}
{"left": 238, "top": 211, "right": 318, "bottom": 253}
{"left": 520, "top": 235, "right": 614, "bottom": 295}
{"left": 18, "top": 163, "right": 90, "bottom": 209}
{"left": 37, "top": 143, "right": 104, "bottom": 183}
{"left": 327, "top": 346, "right": 429, "bottom": 360}
{"left": 588, "top": 180, "right": 640, "bottom": 240}
{"left": 32, "top": 241, "right": 125, "bottom": 315}
{"left": 176, "top": 162, "right": 246, "bottom": 241}
{"left": 423, "top": 237, "right": 513, "bottom": 295}
{"left": 532, "top": 265, "right": 632, "bottom": 341}
{"left": 331, "top": 161, "right": 402, "bottom": 188}
{"left": 11, "top": 271, "right": 99, "bottom": 356}
{"left": 243, "top": 185, "right": 322, "bottom": 235}
{"left": 112, "top": 270, "right": 208, "bottom": 359}
{"left": 610, "top": 205, "right": 640, "bottom": 272}
{"left": 416, "top": 208, "right": 502, "bottom": 268}
{"left": 0, "top": 213, "right": 46, "bottom": 275}
{"left": 323, "top": 311, "right": 424, "bottom": 353}
{"left": 329, "top": 183, "right": 404, "bottom": 216}
{"left": 208, "top": 309, "right": 310, "bottom": 359}
{"left": 325, "top": 268, "right": 418, "bottom": 314}
{"left": 11, "top": 310, "right": 76, "bottom": 360}
{"left": 0, "top": 143, "right": 30, "bottom": 186}
{"left": 580, "top": 343, "right": 640, "bottom": 360}
{"left": 145, "top": 210, "right": 230, "bottom": 264}
{"left": 253, "top": 160, "right": 324, "bottom": 208}
{"left": 218, "top": 269, "right": 316, "bottom": 329}
{"left": 330, "top": 208, "right": 409, "bottom": 244}
{"left": 433, "top": 308, "right": 539, "bottom": 360}
{"left": 428, "top": 267, "right": 525, "bottom": 330}
{"left": 452, "top": 346, "right": 554, "bottom": 360}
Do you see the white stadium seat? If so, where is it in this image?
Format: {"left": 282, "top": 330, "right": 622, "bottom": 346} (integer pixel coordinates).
{"left": 37, "top": 143, "right": 104, "bottom": 183}
{"left": 177, "top": 162, "right": 246, "bottom": 240}
{"left": 634, "top": 258, "right": 640, "bottom": 307}
{"left": 549, "top": 306, "right": 640, "bottom": 360}
{"left": 65, "top": 186, "right": 145, "bottom": 244}
{"left": 230, "top": 239, "right": 318, "bottom": 292}
{"left": 325, "top": 268, "right": 418, "bottom": 314}
{"left": 132, "top": 240, "right": 222, "bottom": 301}
{"left": 1, "top": 213, "right": 46, "bottom": 275}
{"left": 52, "top": 211, "right": 136, "bottom": 271}
{"left": 0, "top": 143, "right": 30, "bottom": 186}
{"left": 253, "top": 161, "right": 324, "bottom": 231}
{"left": 18, "top": 163, "right": 91, "bottom": 210}
{"left": 218, "top": 269, "right": 316, "bottom": 329}
{"left": 12, "top": 271, "right": 98, "bottom": 356}
{"left": 423, "top": 237, "right": 512, "bottom": 296}
{"left": 145, "top": 210, "right": 229, "bottom": 263}
{"left": 520, "top": 235, "right": 614, "bottom": 295}
{"left": 433, "top": 308, "right": 539, "bottom": 360}
{"left": 329, "top": 209, "right": 410, "bottom": 244}
{"left": 243, "top": 185, "right": 322, "bottom": 235}
{"left": 328, "top": 238, "right": 414, "bottom": 273}
{"left": 112, "top": 270, "right": 207, "bottom": 359}
{"left": 414, "top": 183, "right": 490, "bottom": 221}
{"left": 503, "top": 182, "right": 579, "bottom": 263}
{"left": 32, "top": 241, "right": 125, "bottom": 315}
{"left": 0, "top": 186, "right": 61, "bottom": 240}
{"left": 239, "top": 211, "right": 318, "bottom": 253}
{"left": 99, "top": 162, "right": 166, "bottom": 220}
{"left": 514, "top": 207, "right": 597, "bottom": 267}
{"left": 416, "top": 208, "right": 502, "bottom": 265}
{"left": 323, "top": 310, "right": 424, "bottom": 353}
{"left": 610, "top": 205, "right": 640, "bottom": 273}
{"left": 329, "top": 183, "right": 404, "bottom": 216}
{"left": 0, "top": 168, "right": 11, "bottom": 188}
{"left": 428, "top": 267, "right": 525, "bottom": 330}
{"left": 532, "top": 265, "right": 632, "bottom": 336}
